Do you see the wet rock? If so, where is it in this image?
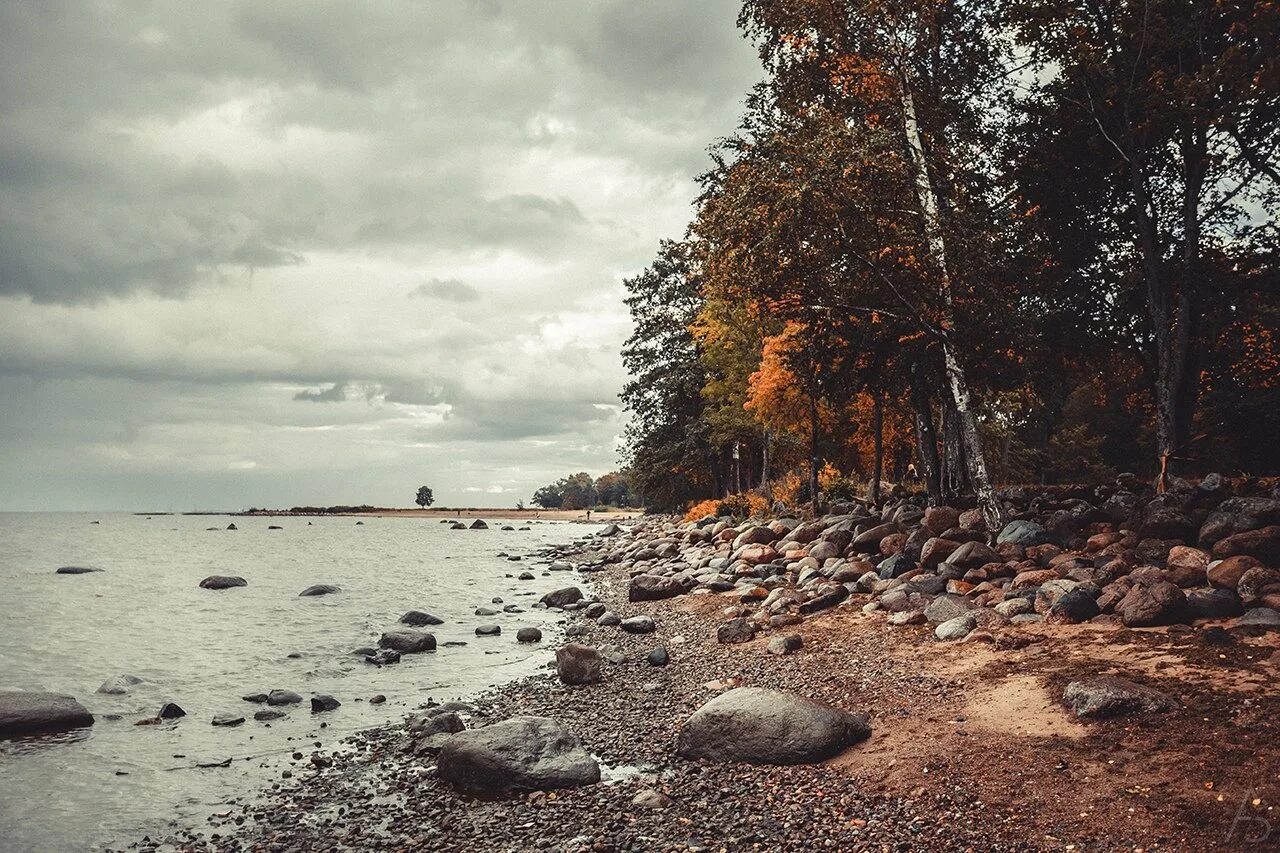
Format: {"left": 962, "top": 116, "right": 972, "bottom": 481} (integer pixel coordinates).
{"left": 199, "top": 575, "right": 247, "bottom": 590}
{"left": 158, "top": 702, "right": 186, "bottom": 719}
{"left": 253, "top": 709, "right": 288, "bottom": 721}
{"left": 555, "top": 644, "right": 602, "bottom": 685}
{"left": 56, "top": 566, "right": 103, "bottom": 575}
{"left": 212, "top": 714, "right": 245, "bottom": 727}
{"left": 474, "top": 607, "right": 499, "bottom": 616}
{"left": 266, "top": 690, "right": 303, "bottom": 706}
{"left": 242, "top": 693, "right": 269, "bottom": 703}
{"left": 539, "top": 586, "right": 584, "bottom": 609}
{"left": 437, "top": 716, "right": 600, "bottom": 793}
{"left": 0, "top": 692, "right": 94, "bottom": 737}
{"left": 379, "top": 630, "right": 437, "bottom": 653}
{"left": 767, "top": 634, "right": 804, "bottom": 655}
{"left": 716, "top": 618, "right": 756, "bottom": 645}
{"left": 475, "top": 624, "right": 501, "bottom": 636}
{"left": 298, "top": 584, "right": 340, "bottom": 597}
{"left": 677, "top": 687, "right": 870, "bottom": 764}
{"left": 469, "top": 519, "right": 488, "bottom": 529}
{"left": 516, "top": 627, "right": 543, "bottom": 643}
{"left": 369, "top": 694, "right": 386, "bottom": 704}
{"left": 364, "top": 649, "right": 401, "bottom": 666}
{"left": 310, "top": 695, "right": 340, "bottom": 713}
{"left": 1063, "top": 676, "right": 1175, "bottom": 718}
{"left": 399, "top": 610, "right": 444, "bottom": 627}
{"left": 96, "top": 675, "right": 142, "bottom": 695}
{"left": 620, "top": 615, "right": 656, "bottom": 634}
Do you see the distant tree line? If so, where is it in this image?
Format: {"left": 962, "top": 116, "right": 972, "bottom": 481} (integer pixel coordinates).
{"left": 620, "top": 0, "right": 1279, "bottom": 518}
{"left": 531, "top": 471, "right": 639, "bottom": 510}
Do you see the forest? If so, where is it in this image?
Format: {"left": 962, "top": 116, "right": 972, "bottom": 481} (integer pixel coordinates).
{"left": 620, "top": 0, "right": 1279, "bottom": 521}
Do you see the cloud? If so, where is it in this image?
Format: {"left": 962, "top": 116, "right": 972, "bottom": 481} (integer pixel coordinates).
{"left": 408, "top": 279, "right": 480, "bottom": 302}
{"left": 0, "top": 0, "right": 760, "bottom": 509}
{"left": 293, "top": 382, "right": 348, "bottom": 402}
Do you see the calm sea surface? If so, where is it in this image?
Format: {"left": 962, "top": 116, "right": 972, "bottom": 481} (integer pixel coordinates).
{"left": 0, "top": 512, "right": 598, "bottom": 852}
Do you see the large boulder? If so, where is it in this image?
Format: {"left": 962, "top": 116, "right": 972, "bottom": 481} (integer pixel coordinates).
{"left": 676, "top": 687, "right": 870, "bottom": 765}
{"left": 555, "top": 644, "right": 602, "bottom": 685}
{"left": 1116, "top": 581, "right": 1188, "bottom": 627}
{"left": 924, "top": 594, "right": 974, "bottom": 624}
{"left": 628, "top": 574, "right": 684, "bottom": 602}
{"left": 948, "top": 540, "right": 1001, "bottom": 570}
{"left": 539, "top": 586, "right": 584, "bottom": 609}
{"left": 199, "top": 575, "right": 247, "bottom": 590}
{"left": 1212, "top": 526, "right": 1280, "bottom": 564}
{"left": 997, "top": 520, "right": 1055, "bottom": 548}
{"left": 1063, "top": 677, "right": 1175, "bottom": 718}
{"left": 437, "top": 716, "right": 600, "bottom": 793}
{"left": 0, "top": 692, "right": 94, "bottom": 737}
{"left": 379, "top": 630, "right": 437, "bottom": 653}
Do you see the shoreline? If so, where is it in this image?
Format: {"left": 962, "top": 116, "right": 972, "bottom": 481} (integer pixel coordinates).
{"left": 134, "top": 506, "right": 1280, "bottom": 851}
{"left": 234, "top": 508, "right": 645, "bottom": 522}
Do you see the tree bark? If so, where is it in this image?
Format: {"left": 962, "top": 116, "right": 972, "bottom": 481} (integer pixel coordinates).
{"left": 899, "top": 76, "right": 1002, "bottom": 530}
{"left": 870, "top": 390, "right": 884, "bottom": 506}
{"left": 909, "top": 362, "right": 942, "bottom": 504}
{"left": 761, "top": 429, "right": 772, "bottom": 502}
{"left": 941, "top": 395, "right": 966, "bottom": 502}
{"left": 808, "top": 377, "right": 820, "bottom": 517}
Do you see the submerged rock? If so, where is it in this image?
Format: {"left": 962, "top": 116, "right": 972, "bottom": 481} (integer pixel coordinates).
{"left": 0, "top": 692, "right": 94, "bottom": 737}
{"left": 677, "top": 687, "right": 870, "bottom": 764}
{"left": 96, "top": 675, "right": 143, "bottom": 695}
{"left": 379, "top": 630, "right": 437, "bottom": 653}
{"left": 56, "top": 566, "right": 103, "bottom": 575}
{"left": 266, "top": 690, "right": 303, "bottom": 706}
{"left": 298, "top": 584, "right": 340, "bottom": 597}
{"left": 437, "top": 716, "right": 600, "bottom": 793}
{"left": 199, "top": 575, "right": 247, "bottom": 590}
{"left": 311, "top": 695, "right": 341, "bottom": 713}
{"left": 399, "top": 610, "right": 444, "bottom": 627}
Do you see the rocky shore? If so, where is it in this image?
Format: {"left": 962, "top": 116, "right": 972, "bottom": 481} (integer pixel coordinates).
{"left": 129, "top": 478, "right": 1279, "bottom": 852}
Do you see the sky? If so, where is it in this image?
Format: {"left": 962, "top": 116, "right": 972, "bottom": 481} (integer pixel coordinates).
{"left": 0, "top": 0, "right": 761, "bottom": 511}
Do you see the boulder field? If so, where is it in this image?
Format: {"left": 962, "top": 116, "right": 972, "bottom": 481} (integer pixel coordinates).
{"left": 581, "top": 476, "right": 1279, "bottom": 644}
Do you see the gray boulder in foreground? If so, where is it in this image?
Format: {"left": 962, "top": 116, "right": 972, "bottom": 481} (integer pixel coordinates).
{"left": 0, "top": 692, "right": 94, "bottom": 737}
{"left": 1063, "top": 676, "right": 1175, "bottom": 719}
{"left": 677, "top": 687, "right": 870, "bottom": 764}
{"left": 437, "top": 716, "right": 600, "bottom": 793}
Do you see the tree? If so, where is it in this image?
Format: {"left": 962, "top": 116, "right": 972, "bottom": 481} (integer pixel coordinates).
{"left": 1004, "top": 0, "right": 1280, "bottom": 485}
{"left": 620, "top": 240, "right": 717, "bottom": 511}
{"left": 414, "top": 486, "right": 434, "bottom": 508}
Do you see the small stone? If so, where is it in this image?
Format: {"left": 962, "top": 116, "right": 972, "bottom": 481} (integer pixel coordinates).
{"left": 766, "top": 634, "right": 804, "bottom": 655}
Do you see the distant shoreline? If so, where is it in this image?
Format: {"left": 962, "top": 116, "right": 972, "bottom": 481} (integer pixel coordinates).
{"left": 231, "top": 507, "right": 645, "bottom": 521}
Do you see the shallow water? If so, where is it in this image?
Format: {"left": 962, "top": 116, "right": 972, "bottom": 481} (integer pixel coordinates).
{"left": 0, "top": 512, "right": 595, "bottom": 852}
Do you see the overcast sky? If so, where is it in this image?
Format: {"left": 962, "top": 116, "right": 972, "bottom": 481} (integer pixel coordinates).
{"left": 0, "top": 0, "right": 760, "bottom": 511}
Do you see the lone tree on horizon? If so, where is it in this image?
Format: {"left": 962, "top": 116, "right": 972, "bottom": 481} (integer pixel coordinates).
{"left": 415, "top": 486, "right": 435, "bottom": 508}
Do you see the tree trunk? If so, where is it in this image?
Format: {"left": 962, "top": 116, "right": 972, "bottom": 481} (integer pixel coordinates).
{"left": 941, "top": 396, "right": 966, "bottom": 502}
{"left": 808, "top": 378, "right": 820, "bottom": 518}
{"left": 909, "top": 362, "right": 942, "bottom": 504}
{"left": 761, "top": 429, "right": 772, "bottom": 502}
{"left": 899, "top": 77, "right": 1002, "bottom": 530}
{"left": 870, "top": 390, "right": 884, "bottom": 506}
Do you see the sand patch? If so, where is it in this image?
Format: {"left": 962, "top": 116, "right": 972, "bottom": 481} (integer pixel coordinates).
{"left": 962, "top": 674, "right": 1086, "bottom": 740}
